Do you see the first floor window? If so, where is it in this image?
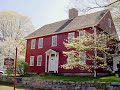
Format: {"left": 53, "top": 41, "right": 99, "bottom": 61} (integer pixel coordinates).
{"left": 79, "top": 52, "right": 86, "bottom": 64}
{"left": 30, "top": 56, "right": 34, "bottom": 66}
{"left": 37, "top": 55, "right": 42, "bottom": 66}
{"left": 67, "top": 53, "right": 74, "bottom": 62}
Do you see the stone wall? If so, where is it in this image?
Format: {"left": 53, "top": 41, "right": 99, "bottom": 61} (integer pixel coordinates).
{"left": 1, "top": 76, "right": 120, "bottom": 90}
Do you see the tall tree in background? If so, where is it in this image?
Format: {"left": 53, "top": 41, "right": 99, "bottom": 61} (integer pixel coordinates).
{"left": 0, "top": 11, "right": 34, "bottom": 65}
{"left": 69, "top": 0, "right": 120, "bottom": 32}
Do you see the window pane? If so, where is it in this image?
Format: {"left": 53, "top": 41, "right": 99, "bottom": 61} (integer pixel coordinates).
{"left": 79, "top": 52, "right": 86, "bottom": 64}
{"left": 52, "top": 35, "right": 57, "bottom": 46}
{"left": 31, "top": 39, "right": 36, "bottom": 49}
{"left": 37, "top": 55, "right": 42, "bottom": 66}
{"left": 30, "top": 56, "right": 34, "bottom": 66}
{"left": 38, "top": 38, "right": 43, "bottom": 48}
{"left": 68, "top": 32, "right": 74, "bottom": 43}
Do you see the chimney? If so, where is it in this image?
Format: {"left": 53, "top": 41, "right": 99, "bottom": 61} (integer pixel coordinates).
{"left": 69, "top": 8, "right": 78, "bottom": 19}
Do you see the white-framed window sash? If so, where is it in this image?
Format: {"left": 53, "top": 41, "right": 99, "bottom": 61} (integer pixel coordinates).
{"left": 37, "top": 55, "right": 42, "bottom": 66}
{"left": 30, "top": 56, "right": 34, "bottom": 66}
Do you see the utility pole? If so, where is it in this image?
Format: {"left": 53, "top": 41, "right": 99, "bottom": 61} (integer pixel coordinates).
{"left": 14, "top": 47, "right": 17, "bottom": 90}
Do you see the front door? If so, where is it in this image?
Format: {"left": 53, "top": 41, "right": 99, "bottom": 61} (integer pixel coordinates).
{"left": 48, "top": 54, "right": 58, "bottom": 73}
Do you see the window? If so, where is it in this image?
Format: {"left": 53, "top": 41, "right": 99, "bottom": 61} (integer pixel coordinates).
{"left": 38, "top": 38, "right": 43, "bottom": 48}
{"left": 79, "top": 30, "right": 85, "bottom": 42}
{"left": 37, "top": 55, "right": 42, "bottom": 66}
{"left": 31, "top": 39, "right": 36, "bottom": 49}
{"left": 30, "top": 56, "right": 34, "bottom": 66}
{"left": 52, "top": 35, "right": 57, "bottom": 46}
{"left": 79, "top": 52, "right": 86, "bottom": 64}
{"left": 108, "top": 18, "right": 111, "bottom": 28}
{"left": 79, "top": 30, "right": 85, "bottom": 38}
{"left": 67, "top": 54, "right": 74, "bottom": 62}
{"left": 68, "top": 32, "right": 74, "bottom": 43}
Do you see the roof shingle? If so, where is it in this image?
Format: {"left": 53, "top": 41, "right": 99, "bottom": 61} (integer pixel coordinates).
{"left": 26, "top": 9, "right": 108, "bottom": 39}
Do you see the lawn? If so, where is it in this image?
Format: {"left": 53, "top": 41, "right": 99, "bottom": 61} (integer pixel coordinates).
{"left": 0, "top": 85, "right": 27, "bottom": 90}
{"left": 23, "top": 75, "right": 120, "bottom": 82}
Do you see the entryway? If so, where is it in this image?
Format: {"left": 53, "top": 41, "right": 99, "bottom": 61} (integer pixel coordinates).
{"left": 45, "top": 49, "right": 59, "bottom": 73}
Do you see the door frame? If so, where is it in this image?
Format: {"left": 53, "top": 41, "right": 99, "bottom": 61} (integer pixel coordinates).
{"left": 45, "top": 49, "right": 59, "bottom": 73}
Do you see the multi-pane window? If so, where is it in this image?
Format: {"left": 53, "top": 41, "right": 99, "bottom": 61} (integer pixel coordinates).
{"left": 31, "top": 39, "right": 36, "bottom": 49}
{"left": 68, "top": 32, "right": 74, "bottom": 43}
{"left": 38, "top": 38, "right": 43, "bottom": 48}
{"left": 30, "top": 56, "right": 34, "bottom": 66}
{"left": 79, "top": 30, "right": 85, "bottom": 38}
{"left": 79, "top": 52, "right": 86, "bottom": 64}
{"left": 37, "top": 55, "right": 42, "bottom": 66}
{"left": 67, "top": 54, "right": 74, "bottom": 62}
{"left": 52, "top": 35, "right": 57, "bottom": 47}
{"left": 108, "top": 18, "right": 111, "bottom": 28}
{"left": 79, "top": 30, "right": 85, "bottom": 42}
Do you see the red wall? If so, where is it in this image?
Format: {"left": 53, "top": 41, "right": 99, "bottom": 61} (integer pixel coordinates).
{"left": 25, "top": 27, "right": 95, "bottom": 74}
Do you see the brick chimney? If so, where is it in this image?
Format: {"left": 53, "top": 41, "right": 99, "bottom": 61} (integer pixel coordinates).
{"left": 69, "top": 8, "right": 78, "bottom": 19}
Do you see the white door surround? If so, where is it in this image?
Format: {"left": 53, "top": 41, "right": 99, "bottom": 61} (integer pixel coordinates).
{"left": 45, "top": 49, "right": 59, "bottom": 73}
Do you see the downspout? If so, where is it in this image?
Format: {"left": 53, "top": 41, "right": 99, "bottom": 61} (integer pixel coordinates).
{"left": 93, "top": 26, "right": 97, "bottom": 77}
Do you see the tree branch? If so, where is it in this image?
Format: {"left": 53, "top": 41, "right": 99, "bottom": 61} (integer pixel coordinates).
{"left": 86, "top": 0, "right": 120, "bottom": 11}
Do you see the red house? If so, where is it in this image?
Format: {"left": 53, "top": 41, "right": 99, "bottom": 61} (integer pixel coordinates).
{"left": 25, "top": 8, "right": 117, "bottom": 75}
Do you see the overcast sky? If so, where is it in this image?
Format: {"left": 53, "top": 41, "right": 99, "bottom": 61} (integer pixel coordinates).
{"left": 0, "top": 0, "right": 118, "bottom": 37}
{"left": 0, "top": 0, "right": 71, "bottom": 29}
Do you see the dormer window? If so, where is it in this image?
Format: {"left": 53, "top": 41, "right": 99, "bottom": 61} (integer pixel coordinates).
{"left": 68, "top": 32, "right": 74, "bottom": 43}
{"left": 52, "top": 35, "right": 57, "bottom": 47}
{"left": 31, "top": 39, "right": 36, "bottom": 49}
{"left": 38, "top": 38, "right": 43, "bottom": 48}
{"left": 108, "top": 18, "right": 111, "bottom": 28}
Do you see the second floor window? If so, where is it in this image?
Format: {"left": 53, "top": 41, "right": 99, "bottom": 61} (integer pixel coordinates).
{"left": 31, "top": 39, "right": 36, "bottom": 49}
{"left": 79, "top": 30, "right": 85, "bottom": 38}
{"left": 30, "top": 56, "right": 34, "bottom": 66}
{"left": 68, "top": 32, "right": 74, "bottom": 43}
{"left": 52, "top": 35, "right": 57, "bottom": 47}
{"left": 38, "top": 38, "right": 43, "bottom": 48}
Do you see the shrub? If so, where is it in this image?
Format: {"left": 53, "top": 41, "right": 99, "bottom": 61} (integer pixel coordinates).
{"left": 6, "top": 66, "right": 14, "bottom": 76}
{"left": 17, "top": 60, "right": 29, "bottom": 76}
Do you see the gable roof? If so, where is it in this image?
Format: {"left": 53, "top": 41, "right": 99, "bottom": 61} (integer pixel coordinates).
{"left": 26, "top": 9, "right": 108, "bottom": 39}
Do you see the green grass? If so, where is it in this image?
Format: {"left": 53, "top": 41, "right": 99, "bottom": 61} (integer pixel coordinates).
{"left": 23, "top": 75, "right": 120, "bottom": 82}
{"left": 97, "top": 76, "right": 120, "bottom": 82}
{"left": 0, "top": 85, "right": 27, "bottom": 90}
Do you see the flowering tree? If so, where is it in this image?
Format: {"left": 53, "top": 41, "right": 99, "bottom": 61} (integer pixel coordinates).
{"left": 0, "top": 11, "right": 34, "bottom": 65}
{"left": 62, "top": 30, "right": 117, "bottom": 77}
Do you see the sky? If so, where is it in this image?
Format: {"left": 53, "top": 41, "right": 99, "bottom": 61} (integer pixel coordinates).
{"left": 0, "top": 0, "right": 119, "bottom": 39}
{"left": 0, "top": 0, "right": 70, "bottom": 29}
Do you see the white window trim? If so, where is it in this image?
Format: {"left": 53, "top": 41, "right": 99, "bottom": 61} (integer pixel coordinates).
{"left": 38, "top": 38, "right": 43, "bottom": 48}
{"left": 79, "top": 52, "right": 86, "bottom": 64}
{"left": 37, "top": 55, "right": 42, "bottom": 66}
{"left": 68, "top": 32, "right": 74, "bottom": 43}
{"left": 30, "top": 56, "right": 34, "bottom": 66}
{"left": 52, "top": 35, "right": 57, "bottom": 47}
{"left": 31, "top": 39, "right": 36, "bottom": 49}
